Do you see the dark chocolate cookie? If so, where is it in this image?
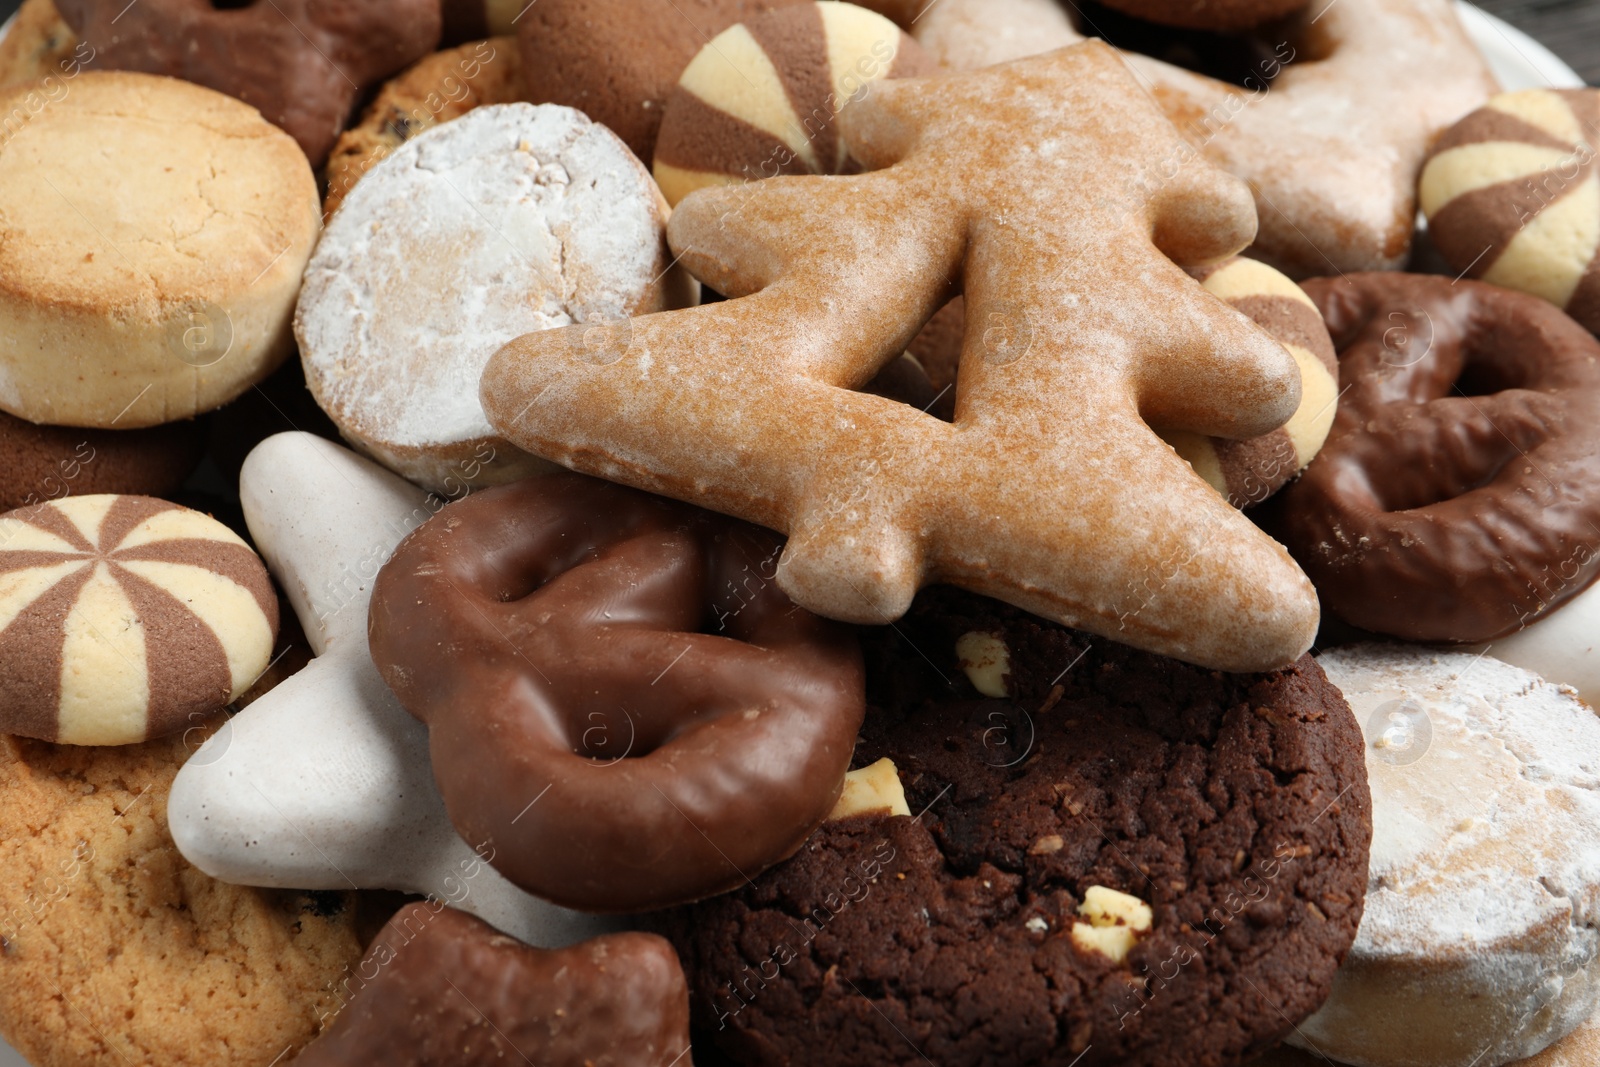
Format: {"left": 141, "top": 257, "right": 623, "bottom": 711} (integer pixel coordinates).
{"left": 0, "top": 409, "right": 203, "bottom": 514}
{"left": 662, "top": 589, "right": 1372, "bottom": 1067}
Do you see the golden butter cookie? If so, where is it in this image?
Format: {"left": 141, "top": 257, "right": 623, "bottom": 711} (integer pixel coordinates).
{"left": 0, "top": 723, "right": 367, "bottom": 1067}
{"left": 0, "top": 71, "right": 320, "bottom": 429}
{"left": 323, "top": 38, "right": 522, "bottom": 218}
{"left": 0, "top": 0, "right": 86, "bottom": 92}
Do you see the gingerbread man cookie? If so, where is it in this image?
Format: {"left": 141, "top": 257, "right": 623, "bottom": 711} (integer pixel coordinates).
{"left": 484, "top": 42, "right": 1320, "bottom": 673}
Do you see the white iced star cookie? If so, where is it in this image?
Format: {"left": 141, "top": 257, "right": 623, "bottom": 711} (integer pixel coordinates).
{"left": 168, "top": 432, "right": 613, "bottom": 947}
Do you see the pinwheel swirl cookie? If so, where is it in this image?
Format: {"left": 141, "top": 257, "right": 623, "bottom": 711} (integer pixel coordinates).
{"left": 484, "top": 42, "right": 1320, "bottom": 673}
{"left": 861, "top": 0, "right": 1497, "bottom": 277}
{"left": 1162, "top": 256, "right": 1338, "bottom": 508}
{"left": 1422, "top": 89, "right": 1600, "bottom": 335}
{"left": 0, "top": 495, "right": 278, "bottom": 746}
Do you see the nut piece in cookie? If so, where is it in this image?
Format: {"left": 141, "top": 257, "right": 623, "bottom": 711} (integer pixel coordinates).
{"left": 0, "top": 72, "right": 320, "bottom": 429}
{"left": 1421, "top": 88, "right": 1600, "bottom": 337}
{"left": 1298, "top": 645, "right": 1600, "bottom": 1067}
{"left": 299, "top": 103, "right": 692, "bottom": 494}
{"left": 484, "top": 41, "right": 1319, "bottom": 673}
{"left": 661, "top": 588, "right": 1373, "bottom": 1067}
{"left": 0, "top": 725, "right": 366, "bottom": 1067}
{"left": 0, "top": 495, "right": 279, "bottom": 746}
{"left": 829, "top": 757, "right": 911, "bottom": 820}
{"left": 296, "top": 905, "right": 692, "bottom": 1067}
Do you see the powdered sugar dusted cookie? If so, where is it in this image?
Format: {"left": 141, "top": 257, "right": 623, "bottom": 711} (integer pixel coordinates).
{"left": 1301, "top": 645, "right": 1600, "bottom": 1067}
{"left": 297, "top": 103, "right": 691, "bottom": 494}
{"left": 0, "top": 495, "right": 278, "bottom": 746}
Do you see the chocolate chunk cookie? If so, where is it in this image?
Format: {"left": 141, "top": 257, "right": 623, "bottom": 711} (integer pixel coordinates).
{"left": 663, "top": 589, "right": 1372, "bottom": 1067}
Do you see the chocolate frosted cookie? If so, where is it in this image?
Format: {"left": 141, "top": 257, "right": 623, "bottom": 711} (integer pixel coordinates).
{"left": 296, "top": 904, "right": 692, "bottom": 1067}
{"left": 663, "top": 589, "right": 1372, "bottom": 1067}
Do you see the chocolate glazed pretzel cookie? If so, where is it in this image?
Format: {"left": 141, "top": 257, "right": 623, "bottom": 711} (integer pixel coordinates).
{"left": 1278, "top": 274, "right": 1600, "bottom": 641}
{"left": 368, "top": 473, "right": 865, "bottom": 913}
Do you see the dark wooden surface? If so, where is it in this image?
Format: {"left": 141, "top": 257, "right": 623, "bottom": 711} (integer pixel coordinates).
{"left": 0, "top": 0, "right": 1592, "bottom": 83}
{"left": 1476, "top": 0, "right": 1600, "bottom": 84}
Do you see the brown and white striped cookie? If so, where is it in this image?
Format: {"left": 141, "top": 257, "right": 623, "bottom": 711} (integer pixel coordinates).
{"left": 1420, "top": 89, "right": 1600, "bottom": 335}
{"left": 1159, "top": 257, "right": 1339, "bottom": 508}
{"left": 652, "top": 1, "right": 931, "bottom": 208}
{"left": 0, "top": 495, "right": 278, "bottom": 746}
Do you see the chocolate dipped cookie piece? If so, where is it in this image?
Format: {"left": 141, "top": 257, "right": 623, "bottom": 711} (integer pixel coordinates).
{"left": 369, "top": 473, "right": 865, "bottom": 912}
{"left": 1277, "top": 273, "right": 1600, "bottom": 642}
{"left": 54, "top": 0, "right": 440, "bottom": 166}
{"left": 296, "top": 904, "right": 692, "bottom": 1067}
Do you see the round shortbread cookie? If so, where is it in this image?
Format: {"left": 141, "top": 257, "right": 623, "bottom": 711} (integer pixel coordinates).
{"left": 297, "top": 103, "right": 692, "bottom": 493}
{"left": 1160, "top": 256, "right": 1338, "bottom": 508}
{"left": 0, "top": 495, "right": 279, "bottom": 746}
{"left": 0, "top": 72, "right": 320, "bottom": 429}
{"left": 652, "top": 1, "right": 932, "bottom": 207}
{"left": 1420, "top": 89, "right": 1600, "bottom": 335}
{"left": 0, "top": 720, "right": 368, "bottom": 1067}
{"left": 1295, "top": 645, "right": 1600, "bottom": 1067}
{"left": 323, "top": 38, "right": 523, "bottom": 218}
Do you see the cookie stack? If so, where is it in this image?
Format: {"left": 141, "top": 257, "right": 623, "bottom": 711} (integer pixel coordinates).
{"left": 0, "top": 0, "right": 1597, "bottom": 1066}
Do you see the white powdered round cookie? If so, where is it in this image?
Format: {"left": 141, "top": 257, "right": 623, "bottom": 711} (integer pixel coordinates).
{"left": 296, "top": 103, "right": 692, "bottom": 493}
{"left": 1295, "top": 645, "right": 1600, "bottom": 1067}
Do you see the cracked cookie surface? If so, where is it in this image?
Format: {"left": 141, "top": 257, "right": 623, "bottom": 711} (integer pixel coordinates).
{"left": 0, "top": 716, "right": 366, "bottom": 1067}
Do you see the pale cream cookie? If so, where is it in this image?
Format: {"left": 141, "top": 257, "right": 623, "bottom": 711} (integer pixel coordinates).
{"left": 1298, "top": 645, "right": 1600, "bottom": 1067}
{"left": 0, "top": 71, "right": 320, "bottom": 428}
